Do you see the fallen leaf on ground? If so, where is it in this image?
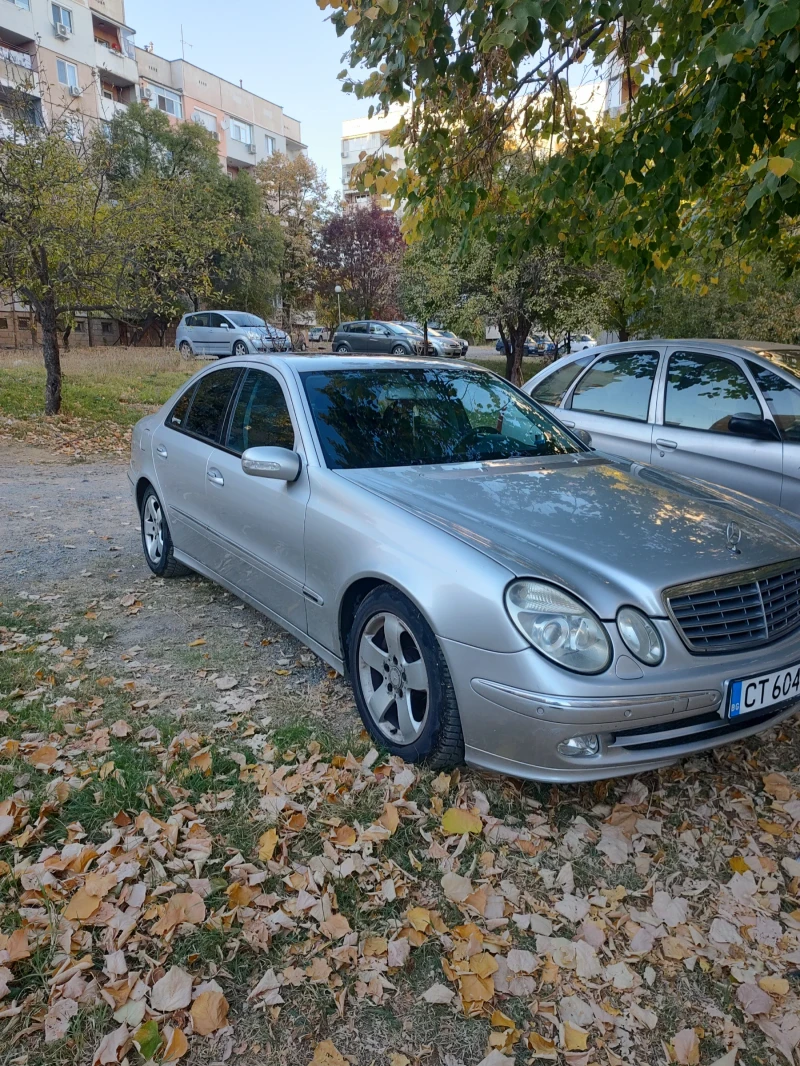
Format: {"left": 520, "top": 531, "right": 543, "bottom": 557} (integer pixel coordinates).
{"left": 441, "top": 808, "right": 482, "bottom": 835}
{"left": 672, "top": 1028, "right": 700, "bottom": 1065}
{"left": 150, "top": 966, "right": 193, "bottom": 1012}
{"left": 310, "top": 1039, "right": 349, "bottom": 1066}
{"left": 191, "top": 990, "right": 229, "bottom": 1036}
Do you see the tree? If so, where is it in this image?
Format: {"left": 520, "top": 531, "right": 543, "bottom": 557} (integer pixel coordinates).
{"left": 0, "top": 93, "right": 135, "bottom": 413}
{"left": 255, "top": 153, "right": 329, "bottom": 331}
{"left": 326, "top": 0, "right": 800, "bottom": 281}
{"left": 106, "top": 105, "right": 281, "bottom": 344}
{"left": 317, "top": 203, "right": 405, "bottom": 322}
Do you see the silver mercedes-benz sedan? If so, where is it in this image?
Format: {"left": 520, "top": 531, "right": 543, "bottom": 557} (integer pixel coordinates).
{"left": 129, "top": 354, "right": 800, "bottom": 783}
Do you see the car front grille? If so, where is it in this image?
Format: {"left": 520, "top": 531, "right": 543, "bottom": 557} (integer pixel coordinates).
{"left": 610, "top": 700, "right": 797, "bottom": 753}
{"left": 665, "top": 560, "right": 800, "bottom": 652}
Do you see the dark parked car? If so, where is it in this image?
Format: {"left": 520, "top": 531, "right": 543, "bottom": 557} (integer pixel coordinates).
{"left": 495, "top": 337, "right": 539, "bottom": 357}
{"left": 333, "top": 321, "right": 426, "bottom": 356}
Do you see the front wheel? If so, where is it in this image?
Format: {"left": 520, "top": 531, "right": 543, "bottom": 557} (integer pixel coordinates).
{"left": 232, "top": 340, "right": 248, "bottom": 357}
{"left": 179, "top": 340, "right": 194, "bottom": 359}
{"left": 140, "top": 485, "right": 191, "bottom": 578}
{"left": 348, "top": 586, "right": 464, "bottom": 767}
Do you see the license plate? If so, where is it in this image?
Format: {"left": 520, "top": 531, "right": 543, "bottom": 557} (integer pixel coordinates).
{"left": 728, "top": 661, "right": 800, "bottom": 718}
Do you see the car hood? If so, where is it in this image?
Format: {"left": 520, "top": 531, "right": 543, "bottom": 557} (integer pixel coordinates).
{"left": 338, "top": 453, "right": 800, "bottom": 618}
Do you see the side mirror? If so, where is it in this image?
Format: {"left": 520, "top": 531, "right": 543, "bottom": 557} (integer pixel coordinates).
{"left": 219, "top": 322, "right": 230, "bottom": 329}
{"left": 574, "top": 428, "right": 593, "bottom": 447}
{"left": 728, "top": 413, "right": 780, "bottom": 441}
{"left": 242, "top": 446, "right": 301, "bottom": 482}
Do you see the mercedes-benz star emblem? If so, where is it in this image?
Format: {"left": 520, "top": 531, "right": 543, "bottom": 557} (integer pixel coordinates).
{"left": 726, "top": 521, "right": 743, "bottom": 554}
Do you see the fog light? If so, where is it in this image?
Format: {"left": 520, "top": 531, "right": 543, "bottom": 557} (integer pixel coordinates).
{"left": 557, "top": 734, "right": 600, "bottom": 758}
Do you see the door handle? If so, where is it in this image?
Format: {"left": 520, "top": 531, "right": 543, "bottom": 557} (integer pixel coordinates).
{"left": 656, "top": 439, "right": 678, "bottom": 451}
{"left": 561, "top": 419, "right": 575, "bottom": 428}
{"left": 207, "top": 469, "right": 224, "bottom": 486}
{"left": 156, "top": 444, "right": 168, "bottom": 458}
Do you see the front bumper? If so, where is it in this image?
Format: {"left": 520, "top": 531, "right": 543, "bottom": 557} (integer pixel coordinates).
{"left": 439, "top": 627, "right": 800, "bottom": 782}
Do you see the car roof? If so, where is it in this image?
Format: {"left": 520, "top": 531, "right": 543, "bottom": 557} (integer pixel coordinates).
{"left": 230, "top": 353, "right": 484, "bottom": 373}
{"left": 529, "top": 338, "right": 800, "bottom": 384}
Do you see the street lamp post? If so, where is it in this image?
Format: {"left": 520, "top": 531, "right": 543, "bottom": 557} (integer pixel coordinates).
{"left": 334, "top": 285, "right": 342, "bottom": 327}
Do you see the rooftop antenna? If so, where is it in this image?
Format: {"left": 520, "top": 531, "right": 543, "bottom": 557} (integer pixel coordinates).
{"left": 180, "top": 24, "right": 192, "bottom": 61}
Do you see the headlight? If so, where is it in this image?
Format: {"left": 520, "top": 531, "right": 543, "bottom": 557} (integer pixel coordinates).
{"left": 505, "top": 581, "right": 611, "bottom": 674}
{"left": 617, "top": 606, "right": 664, "bottom": 665}
{"left": 246, "top": 330, "right": 260, "bottom": 340}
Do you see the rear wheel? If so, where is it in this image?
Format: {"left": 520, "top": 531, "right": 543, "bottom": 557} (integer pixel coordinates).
{"left": 391, "top": 344, "right": 407, "bottom": 355}
{"left": 140, "top": 486, "right": 191, "bottom": 578}
{"left": 349, "top": 586, "right": 464, "bottom": 767}
{"left": 232, "top": 340, "right": 248, "bottom": 357}
{"left": 179, "top": 340, "right": 194, "bottom": 359}
{"left": 335, "top": 343, "right": 351, "bottom": 353}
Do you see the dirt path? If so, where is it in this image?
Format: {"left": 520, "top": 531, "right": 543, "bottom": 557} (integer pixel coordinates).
{"left": 1, "top": 447, "right": 353, "bottom": 730}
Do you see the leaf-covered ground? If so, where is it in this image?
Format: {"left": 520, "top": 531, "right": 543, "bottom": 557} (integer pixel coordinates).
{"left": 3, "top": 587, "right": 800, "bottom": 1066}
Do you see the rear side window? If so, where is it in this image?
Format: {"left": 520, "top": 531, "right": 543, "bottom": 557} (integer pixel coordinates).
{"left": 531, "top": 355, "right": 593, "bottom": 406}
{"left": 169, "top": 385, "right": 196, "bottom": 427}
{"left": 664, "top": 351, "right": 761, "bottom": 434}
{"left": 748, "top": 362, "right": 800, "bottom": 442}
{"left": 226, "top": 370, "right": 295, "bottom": 454}
{"left": 184, "top": 315, "right": 197, "bottom": 328}
{"left": 183, "top": 368, "right": 241, "bottom": 443}
{"left": 570, "top": 351, "right": 660, "bottom": 421}
{"left": 349, "top": 323, "right": 368, "bottom": 334}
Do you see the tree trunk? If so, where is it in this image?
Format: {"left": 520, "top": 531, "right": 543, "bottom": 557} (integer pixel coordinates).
{"left": 508, "top": 318, "right": 531, "bottom": 387}
{"left": 618, "top": 323, "right": 630, "bottom": 342}
{"left": 498, "top": 322, "right": 513, "bottom": 379}
{"left": 423, "top": 320, "right": 428, "bottom": 355}
{"left": 41, "top": 295, "right": 62, "bottom": 416}
{"left": 62, "top": 323, "right": 71, "bottom": 352}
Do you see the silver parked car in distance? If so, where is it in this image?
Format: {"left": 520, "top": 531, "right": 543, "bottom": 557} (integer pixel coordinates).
{"left": 524, "top": 339, "right": 800, "bottom": 513}
{"left": 176, "top": 311, "right": 292, "bottom": 359}
{"left": 399, "top": 322, "right": 466, "bottom": 358}
{"left": 130, "top": 354, "right": 800, "bottom": 782}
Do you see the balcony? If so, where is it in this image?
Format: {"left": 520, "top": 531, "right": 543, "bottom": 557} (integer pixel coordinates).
{"left": 0, "top": 43, "right": 38, "bottom": 96}
{"left": 94, "top": 40, "right": 137, "bottom": 86}
{"left": 225, "top": 133, "right": 257, "bottom": 167}
{"left": 0, "top": 1, "right": 34, "bottom": 48}
{"left": 99, "top": 96, "right": 127, "bottom": 122}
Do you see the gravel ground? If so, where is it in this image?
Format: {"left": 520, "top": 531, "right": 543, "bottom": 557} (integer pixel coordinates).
{"left": 1, "top": 445, "right": 354, "bottom": 730}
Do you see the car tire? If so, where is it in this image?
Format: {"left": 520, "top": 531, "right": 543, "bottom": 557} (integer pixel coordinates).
{"left": 391, "top": 344, "right": 407, "bottom": 355}
{"left": 348, "top": 585, "right": 464, "bottom": 768}
{"left": 178, "top": 340, "right": 194, "bottom": 359}
{"left": 335, "top": 344, "right": 351, "bottom": 353}
{"left": 232, "top": 340, "right": 248, "bottom": 357}
{"left": 140, "top": 485, "right": 191, "bottom": 579}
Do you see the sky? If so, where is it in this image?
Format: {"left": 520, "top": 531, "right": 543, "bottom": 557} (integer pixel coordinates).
{"left": 125, "top": 0, "right": 365, "bottom": 194}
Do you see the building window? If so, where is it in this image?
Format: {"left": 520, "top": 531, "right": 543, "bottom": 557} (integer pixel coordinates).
{"left": 229, "top": 118, "right": 251, "bottom": 144}
{"left": 0, "top": 318, "right": 8, "bottom": 330}
{"left": 101, "top": 322, "right": 112, "bottom": 334}
{"left": 146, "top": 85, "right": 182, "bottom": 119}
{"left": 18, "top": 317, "right": 29, "bottom": 328}
{"left": 192, "top": 109, "right": 216, "bottom": 133}
{"left": 75, "top": 321, "right": 85, "bottom": 331}
{"left": 11, "top": 0, "right": 31, "bottom": 10}
{"left": 265, "top": 135, "right": 276, "bottom": 156}
{"left": 56, "top": 59, "right": 79, "bottom": 90}
{"left": 52, "top": 3, "right": 73, "bottom": 32}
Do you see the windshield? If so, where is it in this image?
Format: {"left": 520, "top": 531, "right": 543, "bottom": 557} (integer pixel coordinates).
{"left": 399, "top": 322, "right": 423, "bottom": 334}
{"left": 226, "top": 312, "right": 267, "bottom": 328}
{"left": 301, "top": 367, "right": 581, "bottom": 469}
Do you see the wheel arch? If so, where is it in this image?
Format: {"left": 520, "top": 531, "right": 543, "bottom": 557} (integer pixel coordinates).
{"left": 338, "top": 576, "right": 435, "bottom": 673}
{"left": 135, "top": 476, "right": 155, "bottom": 512}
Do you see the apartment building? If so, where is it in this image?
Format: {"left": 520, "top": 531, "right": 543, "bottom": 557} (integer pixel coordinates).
{"left": 136, "top": 48, "right": 306, "bottom": 175}
{"left": 0, "top": 0, "right": 306, "bottom": 346}
{"left": 341, "top": 104, "right": 406, "bottom": 212}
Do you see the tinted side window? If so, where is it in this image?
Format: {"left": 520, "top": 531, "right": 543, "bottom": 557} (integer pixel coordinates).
{"left": 665, "top": 352, "right": 761, "bottom": 433}
{"left": 184, "top": 315, "right": 198, "bottom": 328}
{"left": 192, "top": 312, "right": 209, "bottom": 328}
{"left": 183, "top": 368, "right": 241, "bottom": 443}
{"left": 169, "top": 385, "right": 196, "bottom": 428}
{"left": 531, "top": 355, "right": 593, "bottom": 406}
{"left": 208, "top": 313, "right": 227, "bottom": 328}
{"left": 748, "top": 362, "right": 800, "bottom": 442}
{"left": 226, "top": 370, "right": 295, "bottom": 454}
{"left": 349, "top": 323, "right": 368, "bottom": 335}
{"left": 570, "top": 351, "right": 660, "bottom": 421}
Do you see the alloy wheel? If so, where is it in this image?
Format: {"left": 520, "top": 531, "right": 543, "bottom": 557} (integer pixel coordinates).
{"left": 142, "top": 495, "right": 164, "bottom": 564}
{"left": 358, "top": 611, "right": 430, "bottom": 744}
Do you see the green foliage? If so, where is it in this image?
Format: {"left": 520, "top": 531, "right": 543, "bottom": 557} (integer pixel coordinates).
{"left": 255, "top": 153, "right": 330, "bottom": 329}
{"left": 325, "top": 0, "right": 800, "bottom": 280}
